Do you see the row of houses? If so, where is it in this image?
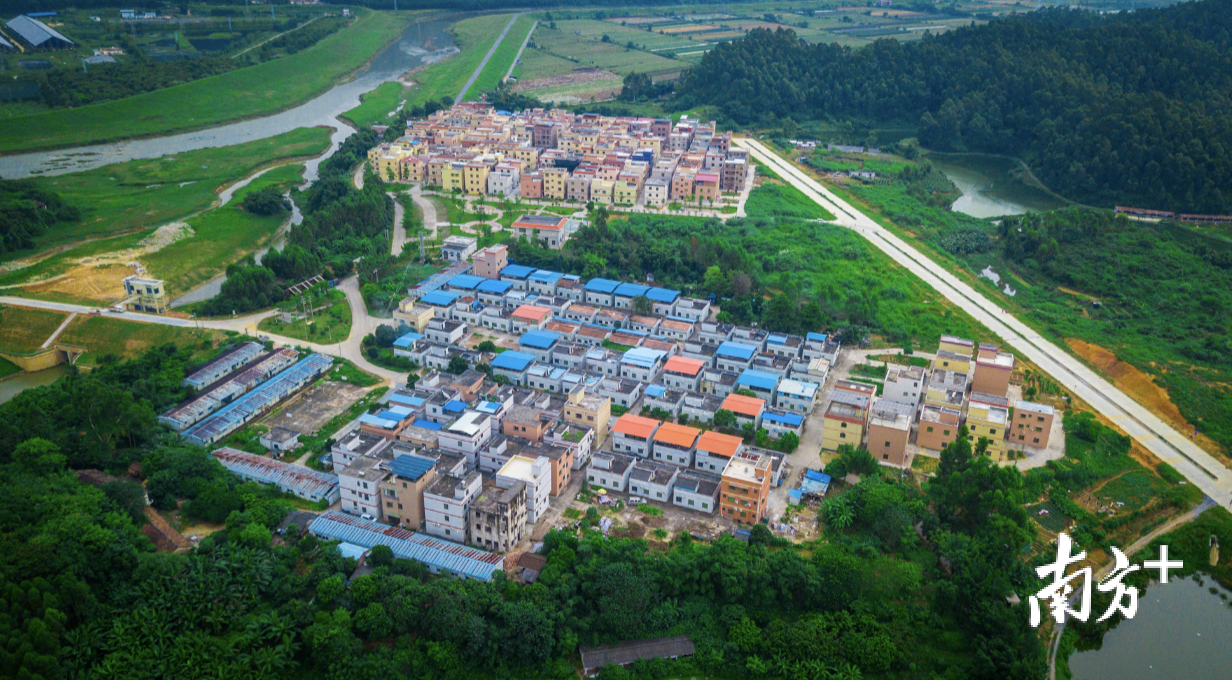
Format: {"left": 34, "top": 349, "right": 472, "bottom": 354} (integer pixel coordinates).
{"left": 366, "top": 102, "right": 751, "bottom": 207}
{"left": 820, "top": 335, "right": 1056, "bottom": 466}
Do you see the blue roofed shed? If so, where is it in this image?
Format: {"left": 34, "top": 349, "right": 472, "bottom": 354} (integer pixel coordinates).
{"left": 447, "top": 274, "right": 485, "bottom": 290}
{"left": 491, "top": 350, "right": 535, "bottom": 372}
{"left": 307, "top": 511, "right": 505, "bottom": 580}
{"left": 645, "top": 288, "right": 680, "bottom": 303}
{"left": 519, "top": 330, "right": 561, "bottom": 350}
{"left": 501, "top": 264, "right": 536, "bottom": 279}
{"left": 585, "top": 278, "right": 621, "bottom": 293}
{"left": 737, "top": 369, "right": 780, "bottom": 392}
{"left": 801, "top": 470, "right": 832, "bottom": 496}
{"left": 613, "top": 282, "right": 650, "bottom": 299}
{"left": 716, "top": 341, "right": 757, "bottom": 361}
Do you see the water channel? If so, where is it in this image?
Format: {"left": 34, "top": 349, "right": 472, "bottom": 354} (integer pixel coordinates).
{"left": 0, "top": 364, "right": 71, "bottom": 404}
{"left": 0, "top": 18, "right": 458, "bottom": 180}
{"left": 929, "top": 153, "right": 1069, "bottom": 218}
{"left": 1068, "top": 576, "right": 1232, "bottom": 680}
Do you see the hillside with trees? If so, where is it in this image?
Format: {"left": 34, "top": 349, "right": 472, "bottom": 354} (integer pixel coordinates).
{"left": 676, "top": 1, "right": 1232, "bottom": 213}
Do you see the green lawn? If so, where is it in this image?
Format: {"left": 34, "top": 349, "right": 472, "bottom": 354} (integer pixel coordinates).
{"left": 14, "top": 128, "right": 330, "bottom": 261}
{"left": 465, "top": 15, "right": 536, "bottom": 100}
{"left": 0, "top": 9, "right": 411, "bottom": 153}
{"left": 56, "top": 316, "right": 226, "bottom": 366}
{"left": 0, "top": 306, "right": 68, "bottom": 354}
{"left": 142, "top": 166, "right": 305, "bottom": 295}
{"left": 343, "top": 82, "right": 410, "bottom": 128}
{"left": 745, "top": 181, "right": 836, "bottom": 221}
{"left": 258, "top": 288, "right": 352, "bottom": 344}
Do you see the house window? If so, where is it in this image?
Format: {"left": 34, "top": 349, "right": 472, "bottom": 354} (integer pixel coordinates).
{"left": 882, "top": 454, "right": 888, "bottom": 460}
{"left": 688, "top": 499, "right": 694, "bottom": 506}
{"left": 885, "top": 441, "right": 891, "bottom": 447}
{"left": 840, "top": 433, "right": 846, "bottom": 439}
{"left": 927, "top": 426, "right": 934, "bottom": 433}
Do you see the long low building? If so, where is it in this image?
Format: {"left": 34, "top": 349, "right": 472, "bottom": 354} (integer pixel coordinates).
{"left": 160, "top": 348, "right": 299, "bottom": 431}
{"left": 183, "top": 354, "right": 334, "bottom": 446}
{"left": 211, "top": 447, "right": 340, "bottom": 504}
{"left": 306, "top": 511, "right": 505, "bottom": 581}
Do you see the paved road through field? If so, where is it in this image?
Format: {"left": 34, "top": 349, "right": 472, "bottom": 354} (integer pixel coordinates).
{"left": 456, "top": 14, "right": 521, "bottom": 103}
{"left": 734, "top": 136, "right": 1232, "bottom": 509}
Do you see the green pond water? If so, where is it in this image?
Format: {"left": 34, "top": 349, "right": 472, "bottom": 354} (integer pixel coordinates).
{"left": 929, "top": 153, "right": 1069, "bottom": 218}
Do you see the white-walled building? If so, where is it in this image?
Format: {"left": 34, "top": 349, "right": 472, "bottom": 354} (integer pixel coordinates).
{"left": 884, "top": 366, "right": 927, "bottom": 406}
{"left": 424, "top": 470, "right": 483, "bottom": 542}
{"left": 496, "top": 455, "right": 551, "bottom": 523}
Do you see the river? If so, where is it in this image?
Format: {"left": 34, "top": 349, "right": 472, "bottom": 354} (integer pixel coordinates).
{"left": 1068, "top": 576, "right": 1232, "bottom": 680}
{"left": 0, "top": 18, "right": 458, "bottom": 180}
{"left": 0, "top": 364, "right": 71, "bottom": 404}
{"left": 929, "top": 153, "right": 1069, "bottom": 219}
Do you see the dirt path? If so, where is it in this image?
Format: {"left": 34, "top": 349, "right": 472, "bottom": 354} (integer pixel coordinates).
{"left": 233, "top": 15, "right": 323, "bottom": 59}
{"left": 457, "top": 13, "right": 521, "bottom": 103}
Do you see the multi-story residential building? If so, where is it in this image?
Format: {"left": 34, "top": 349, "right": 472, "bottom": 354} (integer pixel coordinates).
{"left": 720, "top": 392, "right": 766, "bottom": 428}
{"left": 587, "top": 451, "right": 637, "bottom": 492}
{"left": 867, "top": 398, "right": 914, "bottom": 467}
{"left": 972, "top": 349, "right": 1015, "bottom": 397}
{"left": 379, "top": 454, "right": 438, "bottom": 530}
{"left": 629, "top": 460, "right": 680, "bottom": 503}
{"left": 918, "top": 404, "right": 963, "bottom": 451}
{"left": 329, "top": 430, "right": 392, "bottom": 475}
{"left": 511, "top": 214, "right": 578, "bottom": 249}
{"left": 884, "top": 366, "right": 926, "bottom": 406}
{"left": 720, "top": 449, "right": 773, "bottom": 524}
{"left": 934, "top": 349, "right": 972, "bottom": 375}
{"left": 966, "top": 401, "right": 1009, "bottom": 456}
{"left": 502, "top": 405, "right": 549, "bottom": 442}
{"left": 439, "top": 412, "right": 494, "bottom": 466}
{"left": 468, "top": 481, "right": 527, "bottom": 552}
{"left": 472, "top": 244, "right": 508, "bottom": 279}
{"left": 1012, "top": 401, "right": 1055, "bottom": 448}
{"left": 661, "top": 355, "right": 706, "bottom": 391}
{"left": 340, "top": 454, "right": 391, "bottom": 520}
{"left": 562, "top": 383, "right": 611, "bottom": 438}
{"left": 775, "top": 378, "right": 820, "bottom": 413}
{"left": 925, "top": 369, "right": 968, "bottom": 410}
{"left": 821, "top": 390, "right": 871, "bottom": 452}
{"left": 673, "top": 472, "right": 721, "bottom": 513}
{"left": 524, "top": 442, "right": 574, "bottom": 496}
{"left": 620, "top": 347, "right": 666, "bottom": 383}
{"left": 693, "top": 430, "right": 743, "bottom": 475}
{"left": 612, "top": 413, "right": 660, "bottom": 457}
{"left": 440, "top": 235, "right": 477, "bottom": 263}
{"left": 652, "top": 422, "right": 701, "bottom": 467}
{"left": 424, "top": 471, "right": 483, "bottom": 542}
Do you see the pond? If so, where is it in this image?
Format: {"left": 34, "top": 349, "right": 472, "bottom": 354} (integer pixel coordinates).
{"left": 0, "top": 364, "right": 71, "bottom": 404}
{"left": 928, "top": 153, "right": 1069, "bottom": 218}
{"left": 1067, "top": 575, "right": 1232, "bottom": 680}
{"left": 0, "top": 18, "right": 458, "bottom": 180}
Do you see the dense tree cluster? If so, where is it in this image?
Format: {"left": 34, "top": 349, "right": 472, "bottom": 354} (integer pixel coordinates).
{"left": 677, "top": 2, "right": 1232, "bottom": 212}
{"left": 0, "top": 179, "right": 81, "bottom": 253}
{"left": 241, "top": 185, "right": 291, "bottom": 216}
{"left": 34, "top": 56, "right": 238, "bottom": 109}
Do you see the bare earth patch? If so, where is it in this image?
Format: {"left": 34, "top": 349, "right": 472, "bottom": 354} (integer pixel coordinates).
{"left": 1066, "top": 337, "right": 1227, "bottom": 461}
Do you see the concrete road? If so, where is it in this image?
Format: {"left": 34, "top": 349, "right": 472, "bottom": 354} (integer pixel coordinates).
{"left": 389, "top": 192, "right": 407, "bottom": 256}
{"left": 734, "top": 137, "right": 1232, "bottom": 508}
{"left": 456, "top": 14, "right": 521, "bottom": 103}
{"left": 504, "top": 20, "right": 538, "bottom": 83}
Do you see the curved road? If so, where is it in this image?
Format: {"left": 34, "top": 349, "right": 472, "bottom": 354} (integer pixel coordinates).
{"left": 734, "top": 137, "right": 1232, "bottom": 508}
{"left": 0, "top": 276, "right": 406, "bottom": 386}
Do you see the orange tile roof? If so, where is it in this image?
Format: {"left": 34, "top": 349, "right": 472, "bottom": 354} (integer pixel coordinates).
{"left": 653, "top": 422, "right": 701, "bottom": 448}
{"left": 613, "top": 414, "right": 660, "bottom": 439}
{"left": 696, "top": 431, "right": 743, "bottom": 458}
{"left": 663, "top": 355, "right": 706, "bottom": 376}
{"left": 512, "top": 304, "right": 551, "bottom": 321}
{"left": 722, "top": 393, "right": 766, "bottom": 417}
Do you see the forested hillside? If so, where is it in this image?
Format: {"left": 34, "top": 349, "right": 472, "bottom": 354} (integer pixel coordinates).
{"left": 677, "top": 1, "right": 1232, "bottom": 213}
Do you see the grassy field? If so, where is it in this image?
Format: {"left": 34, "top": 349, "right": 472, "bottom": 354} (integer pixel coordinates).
{"left": 0, "top": 357, "right": 20, "bottom": 380}
{"left": 13, "top": 128, "right": 330, "bottom": 261}
{"left": 0, "top": 9, "right": 412, "bottom": 153}
{"left": 404, "top": 14, "right": 514, "bottom": 108}
{"left": 0, "top": 306, "right": 68, "bottom": 354}
{"left": 745, "top": 181, "right": 836, "bottom": 221}
{"left": 529, "top": 25, "right": 684, "bottom": 77}
{"left": 342, "top": 82, "right": 410, "bottom": 129}
{"left": 56, "top": 316, "right": 226, "bottom": 367}
{"left": 143, "top": 166, "right": 304, "bottom": 295}
{"left": 465, "top": 15, "right": 537, "bottom": 100}
{"left": 257, "top": 288, "right": 352, "bottom": 344}
{"left": 513, "top": 50, "right": 579, "bottom": 80}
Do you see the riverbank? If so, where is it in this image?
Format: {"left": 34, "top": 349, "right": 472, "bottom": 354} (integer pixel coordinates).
{"left": 0, "top": 9, "right": 416, "bottom": 155}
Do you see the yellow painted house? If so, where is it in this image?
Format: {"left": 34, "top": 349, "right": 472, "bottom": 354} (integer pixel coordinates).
{"left": 966, "top": 401, "right": 1008, "bottom": 456}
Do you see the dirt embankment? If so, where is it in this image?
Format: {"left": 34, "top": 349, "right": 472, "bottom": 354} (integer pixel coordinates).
{"left": 1065, "top": 337, "right": 1227, "bottom": 463}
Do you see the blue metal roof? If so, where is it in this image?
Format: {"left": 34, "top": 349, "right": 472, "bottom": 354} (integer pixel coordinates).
{"left": 420, "top": 290, "right": 460, "bottom": 306}
{"left": 443, "top": 400, "right": 467, "bottom": 413}
{"left": 528, "top": 269, "right": 563, "bottom": 283}
{"left": 806, "top": 332, "right": 828, "bottom": 342}
{"left": 376, "top": 409, "right": 408, "bottom": 421}
{"left": 621, "top": 347, "right": 666, "bottom": 368}
{"left": 584, "top": 278, "right": 620, "bottom": 293}
{"left": 389, "top": 393, "right": 425, "bottom": 408}
{"left": 360, "top": 413, "right": 399, "bottom": 429}
{"left": 393, "top": 332, "right": 425, "bottom": 348}
{"left": 491, "top": 351, "right": 535, "bottom": 371}
{"left": 645, "top": 287, "right": 680, "bottom": 303}
{"left": 476, "top": 279, "right": 513, "bottom": 294}
{"left": 212, "top": 447, "right": 338, "bottom": 498}
{"left": 447, "top": 274, "right": 485, "bottom": 290}
{"left": 801, "top": 470, "right": 832, "bottom": 496}
{"left": 412, "top": 419, "right": 442, "bottom": 431}
{"left": 519, "top": 330, "right": 561, "bottom": 349}
{"left": 184, "top": 355, "right": 333, "bottom": 445}
{"left": 737, "top": 369, "right": 780, "bottom": 391}
{"left": 613, "top": 282, "right": 650, "bottom": 298}
{"left": 644, "top": 384, "right": 666, "bottom": 398}
{"left": 805, "top": 469, "right": 832, "bottom": 483}
{"left": 716, "top": 341, "right": 757, "bottom": 360}
{"left": 501, "top": 264, "right": 536, "bottom": 279}
{"left": 307, "top": 511, "right": 504, "bottom": 580}
{"left": 762, "top": 411, "right": 804, "bottom": 427}
{"left": 767, "top": 334, "right": 788, "bottom": 345}
{"left": 388, "top": 454, "right": 435, "bottom": 481}
{"left": 7, "top": 15, "right": 74, "bottom": 47}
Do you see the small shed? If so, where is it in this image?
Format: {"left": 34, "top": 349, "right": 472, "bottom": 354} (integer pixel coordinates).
{"left": 579, "top": 636, "right": 695, "bottom": 677}
{"left": 260, "top": 426, "right": 301, "bottom": 455}
{"left": 801, "top": 469, "right": 832, "bottom": 497}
